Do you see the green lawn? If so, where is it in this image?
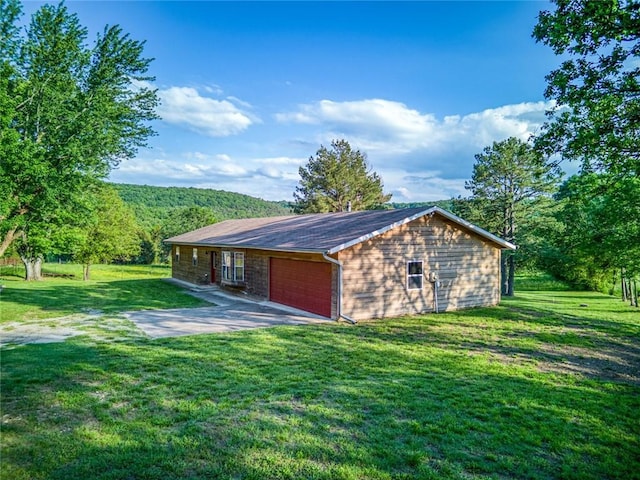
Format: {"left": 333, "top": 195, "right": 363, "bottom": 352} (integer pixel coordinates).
{"left": 0, "top": 263, "right": 207, "bottom": 323}
{"left": 1, "top": 268, "right": 639, "bottom": 479}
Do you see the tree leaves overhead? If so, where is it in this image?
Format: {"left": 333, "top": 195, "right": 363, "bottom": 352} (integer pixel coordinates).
{"left": 293, "top": 139, "right": 392, "bottom": 213}
{"left": 533, "top": 0, "right": 640, "bottom": 176}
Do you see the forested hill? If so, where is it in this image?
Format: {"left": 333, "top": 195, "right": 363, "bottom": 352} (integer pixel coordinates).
{"left": 112, "top": 183, "right": 291, "bottom": 228}
{"left": 112, "top": 182, "right": 460, "bottom": 229}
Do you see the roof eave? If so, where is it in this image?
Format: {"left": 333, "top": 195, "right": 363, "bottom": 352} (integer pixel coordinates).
{"left": 163, "top": 239, "right": 324, "bottom": 255}
{"left": 326, "top": 206, "right": 516, "bottom": 254}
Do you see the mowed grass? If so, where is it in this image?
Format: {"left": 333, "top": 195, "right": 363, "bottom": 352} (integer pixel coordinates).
{"left": 1, "top": 269, "right": 639, "bottom": 479}
{"left": 0, "top": 263, "right": 207, "bottom": 323}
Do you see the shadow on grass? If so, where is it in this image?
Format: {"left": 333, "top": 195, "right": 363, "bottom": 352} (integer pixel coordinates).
{"left": 2, "top": 310, "right": 639, "bottom": 480}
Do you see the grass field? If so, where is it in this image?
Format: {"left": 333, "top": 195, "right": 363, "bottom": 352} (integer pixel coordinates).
{"left": 0, "top": 263, "right": 207, "bottom": 323}
{"left": 1, "top": 266, "right": 639, "bottom": 479}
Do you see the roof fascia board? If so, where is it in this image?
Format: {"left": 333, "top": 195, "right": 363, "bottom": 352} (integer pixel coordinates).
{"left": 326, "top": 206, "right": 516, "bottom": 254}
{"left": 163, "top": 240, "right": 323, "bottom": 255}
{"left": 326, "top": 208, "right": 437, "bottom": 255}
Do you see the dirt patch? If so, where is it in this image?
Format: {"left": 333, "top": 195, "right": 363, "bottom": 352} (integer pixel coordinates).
{"left": 464, "top": 337, "right": 640, "bottom": 387}
{"left": 534, "top": 342, "right": 640, "bottom": 386}
{"left": 0, "top": 312, "right": 147, "bottom": 348}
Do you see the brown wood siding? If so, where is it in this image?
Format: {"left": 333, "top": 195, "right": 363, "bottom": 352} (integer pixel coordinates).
{"left": 338, "top": 214, "right": 501, "bottom": 320}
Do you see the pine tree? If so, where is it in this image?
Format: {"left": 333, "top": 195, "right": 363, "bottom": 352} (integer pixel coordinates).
{"left": 293, "top": 139, "right": 391, "bottom": 213}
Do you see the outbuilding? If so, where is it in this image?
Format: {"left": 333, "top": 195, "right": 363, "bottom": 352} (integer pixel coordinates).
{"left": 165, "top": 206, "right": 515, "bottom": 321}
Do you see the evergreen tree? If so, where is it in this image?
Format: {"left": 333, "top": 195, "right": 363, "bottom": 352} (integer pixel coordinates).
{"left": 465, "top": 137, "right": 562, "bottom": 296}
{"left": 293, "top": 139, "right": 391, "bottom": 213}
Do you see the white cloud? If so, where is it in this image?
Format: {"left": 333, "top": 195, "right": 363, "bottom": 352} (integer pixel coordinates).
{"left": 379, "top": 168, "right": 469, "bottom": 203}
{"left": 157, "top": 86, "right": 256, "bottom": 137}
{"left": 114, "top": 97, "right": 556, "bottom": 203}
{"left": 276, "top": 98, "right": 552, "bottom": 155}
{"left": 274, "top": 98, "right": 554, "bottom": 201}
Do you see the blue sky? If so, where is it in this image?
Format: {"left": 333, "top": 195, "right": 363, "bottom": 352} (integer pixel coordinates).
{"left": 22, "top": 1, "right": 562, "bottom": 202}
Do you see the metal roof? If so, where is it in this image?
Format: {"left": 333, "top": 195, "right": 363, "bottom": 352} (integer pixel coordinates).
{"left": 165, "top": 206, "right": 516, "bottom": 253}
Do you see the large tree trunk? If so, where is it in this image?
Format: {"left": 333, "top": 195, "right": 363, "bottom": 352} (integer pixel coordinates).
{"left": 506, "top": 252, "right": 515, "bottom": 297}
{"left": 501, "top": 253, "right": 509, "bottom": 296}
{"left": 501, "top": 221, "right": 510, "bottom": 296}
{"left": 21, "top": 255, "right": 43, "bottom": 281}
{"left": 0, "top": 227, "right": 20, "bottom": 258}
{"left": 83, "top": 263, "right": 91, "bottom": 281}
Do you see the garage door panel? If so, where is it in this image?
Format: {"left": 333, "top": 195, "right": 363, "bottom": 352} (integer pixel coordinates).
{"left": 269, "top": 258, "right": 331, "bottom": 317}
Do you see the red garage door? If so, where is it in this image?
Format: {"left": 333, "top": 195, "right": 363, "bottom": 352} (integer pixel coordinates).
{"left": 269, "top": 258, "right": 332, "bottom": 318}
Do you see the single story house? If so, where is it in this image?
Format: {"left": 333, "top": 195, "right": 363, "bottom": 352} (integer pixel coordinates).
{"left": 165, "top": 206, "right": 516, "bottom": 322}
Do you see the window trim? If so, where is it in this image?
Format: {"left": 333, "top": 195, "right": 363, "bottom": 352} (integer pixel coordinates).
{"left": 234, "top": 252, "right": 245, "bottom": 282}
{"left": 221, "top": 250, "right": 246, "bottom": 284}
{"left": 407, "top": 260, "right": 424, "bottom": 290}
{"left": 175, "top": 246, "right": 180, "bottom": 263}
{"left": 192, "top": 248, "right": 198, "bottom": 266}
{"left": 222, "top": 251, "right": 232, "bottom": 282}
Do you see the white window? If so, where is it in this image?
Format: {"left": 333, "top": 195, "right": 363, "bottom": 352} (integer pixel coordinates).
{"left": 175, "top": 246, "right": 180, "bottom": 263}
{"left": 221, "top": 251, "right": 245, "bottom": 283}
{"left": 222, "top": 251, "right": 232, "bottom": 281}
{"left": 192, "top": 248, "right": 198, "bottom": 266}
{"left": 234, "top": 252, "right": 245, "bottom": 282}
{"left": 407, "top": 261, "right": 423, "bottom": 290}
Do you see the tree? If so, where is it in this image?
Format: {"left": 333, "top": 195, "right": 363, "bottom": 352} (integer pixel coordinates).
{"left": 72, "top": 185, "right": 140, "bottom": 281}
{"left": 0, "top": 1, "right": 158, "bottom": 279}
{"left": 532, "top": 0, "right": 640, "bottom": 177}
{"left": 465, "top": 137, "right": 562, "bottom": 296}
{"left": 542, "top": 173, "right": 640, "bottom": 301}
{"left": 293, "top": 139, "right": 392, "bottom": 213}
{"left": 159, "top": 206, "right": 217, "bottom": 260}
{"left": 0, "top": 0, "right": 25, "bottom": 258}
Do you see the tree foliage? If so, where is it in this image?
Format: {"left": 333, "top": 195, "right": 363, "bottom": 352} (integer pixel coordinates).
{"left": 533, "top": 0, "right": 640, "bottom": 177}
{"left": 465, "top": 137, "right": 563, "bottom": 296}
{"left": 0, "top": 0, "right": 158, "bottom": 279}
{"left": 72, "top": 185, "right": 140, "bottom": 281}
{"left": 159, "top": 207, "right": 217, "bottom": 260}
{"left": 532, "top": 0, "right": 639, "bottom": 303}
{"left": 541, "top": 174, "right": 640, "bottom": 294}
{"left": 113, "top": 184, "right": 289, "bottom": 262}
{"left": 113, "top": 183, "right": 290, "bottom": 228}
{"left": 293, "top": 139, "right": 391, "bottom": 213}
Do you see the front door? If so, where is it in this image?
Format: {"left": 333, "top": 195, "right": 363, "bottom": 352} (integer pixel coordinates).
{"left": 210, "top": 251, "right": 216, "bottom": 284}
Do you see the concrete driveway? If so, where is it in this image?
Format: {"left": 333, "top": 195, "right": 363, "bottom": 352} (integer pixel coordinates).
{"left": 123, "top": 284, "right": 331, "bottom": 339}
